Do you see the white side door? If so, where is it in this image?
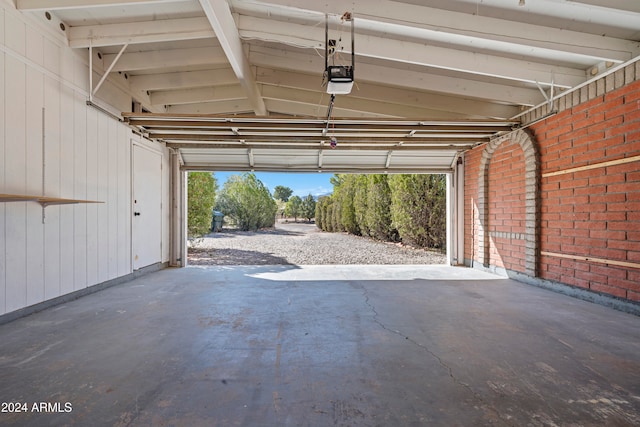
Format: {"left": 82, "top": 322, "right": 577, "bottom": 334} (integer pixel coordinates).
{"left": 132, "top": 144, "right": 162, "bottom": 270}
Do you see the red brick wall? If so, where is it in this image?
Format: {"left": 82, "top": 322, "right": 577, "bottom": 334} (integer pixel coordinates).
{"left": 488, "top": 140, "right": 526, "bottom": 273}
{"left": 465, "top": 79, "right": 640, "bottom": 302}
{"left": 533, "top": 79, "right": 640, "bottom": 301}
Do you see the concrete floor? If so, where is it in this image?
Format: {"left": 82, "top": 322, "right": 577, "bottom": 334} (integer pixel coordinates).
{"left": 1, "top": 265, "right": 639, "bottom": 427}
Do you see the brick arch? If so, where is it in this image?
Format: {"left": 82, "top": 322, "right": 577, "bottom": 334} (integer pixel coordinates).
{"left": 477, "top": 129, "right": 539, "bottom": 277}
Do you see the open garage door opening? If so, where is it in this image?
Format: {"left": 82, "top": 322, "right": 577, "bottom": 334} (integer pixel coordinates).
{"left": 185, "top": 170, "right": 454, "bottom": 267}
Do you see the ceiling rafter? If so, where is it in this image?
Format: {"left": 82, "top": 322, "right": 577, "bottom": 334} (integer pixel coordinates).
{"left": 197, "top": 0, "right": 267, "bottom": 116}
{"left": 260, "top": 85, "right": 501, "bottom": 119}
{"left": 264, "top": 99, "right": 393, "bottom": 118}
{"left": 239, "top": 15, "right": 586, "bottom": 88}
{"left": 14, "top": 0, "right": 637, "bottom": 173}
{"left": 250, "top": 47, "right": 545, "bottom": 107}
{"left": 17, "top": 0, "right": 184, "bottom": 10}
{"left": 129, "top": 68, "right": 238, "bottom": 91}
{"left": 567, "top": 0, "right": 640, "bottom": 13}
{"left": 235, "top": 0, "right": 639, "bottom": 59}
{"left": 150, "top": 85, "right": 246, "bottom": 106}
{"left": 68, "top": 17, "right": 215, "bottom": 48}
{"left": 167, "top": 100, "right": 254, "bottom": 115}
{"left": 103, "top": 46, "right": 228, "bottom": 72}
{"left": 257, "top": 73, "right": 519, "bottom": 119}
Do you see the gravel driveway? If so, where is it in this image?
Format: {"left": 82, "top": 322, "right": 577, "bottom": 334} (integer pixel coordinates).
{"left": 188, "top": 221, "right": 446, "bottom": 265}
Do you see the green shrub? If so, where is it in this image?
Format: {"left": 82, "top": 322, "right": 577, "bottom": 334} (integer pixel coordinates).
{"left": 187, "top": 172, "right": 217, "bottom": 239}
{"left": 388, "top": 174, "right": 446, "bottom": 249}
{"left": 333, "top": 174, "right": 359, "bottom": 235}
{"left": 321, "top": 173, "right": 445, "bottom": 250}
{"left": 366, "top": 174, "right": 399, "bottom": 242}
{"left": 353, "top": 175, "right": 370, "bottom": 237}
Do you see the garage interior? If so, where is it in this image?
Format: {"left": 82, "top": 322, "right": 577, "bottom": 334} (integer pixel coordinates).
{"left": 1, "top": 0, "right": 640, "bottom": 425}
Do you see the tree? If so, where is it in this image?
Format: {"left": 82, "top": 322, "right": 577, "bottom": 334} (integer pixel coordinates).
{"left": 330, "top": 174, "right": 346, "bottom": 187}
{"left": 315, "top": 195, "right": 330, "bottom": 230}
{"left": 333, "top": 174, "right": 359, "bottom": 235}
{"left": 285, "top": 195, "right": 302, "bottom": 221}
{"left": 216, "top": 172, "right": 277, "bottom": 231}
{"left": 319, "top": 173, "right": 444, "bottom": 250}
{"left": 273, "top": 185, "right": 293, "bottom": 202}
{"left": 300, "top": 194, "right": 317, "bottom": 222}
{"left": 388, "top": 174, "right": 446, "bottom": 249}
{"left": 187, "top": 172, "right": 217, "bottom": 239}
{"left": 353, "top": 175, "right": 369, "bottom": 237}
{"left": 327, "top": 201, "right": 336, "bottom": 232}
{"left": 275, "top": 198, "right": 287, "bottom": 219}
{"left": 366, "top": 174, "right": 399, "bottom": 242}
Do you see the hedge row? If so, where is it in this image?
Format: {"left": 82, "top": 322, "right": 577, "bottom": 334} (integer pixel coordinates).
{"left": 315, "top": 174, "right": 446, "bottom": 250}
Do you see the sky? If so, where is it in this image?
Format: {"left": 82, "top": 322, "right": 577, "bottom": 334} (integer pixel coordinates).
{"left": 213, "top": 171, "right": 334, "bottom": 198}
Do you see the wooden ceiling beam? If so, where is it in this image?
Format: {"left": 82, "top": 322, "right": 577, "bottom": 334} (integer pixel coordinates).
{"left": 198, "top": 0, "right": 267, "bottom": 115}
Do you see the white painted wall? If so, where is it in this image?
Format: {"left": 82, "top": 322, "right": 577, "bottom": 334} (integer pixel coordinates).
{"left": 0, "top": 2, "right": 170, "bottom": 316}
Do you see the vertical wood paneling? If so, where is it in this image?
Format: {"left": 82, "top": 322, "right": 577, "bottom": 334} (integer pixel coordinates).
{"left": 162, "top": 147, "right": 170, "bottom": 262}
{"left": 60, "top": 88, "right": 74, "bottom": 194}
{"left": 4, "top": 56, "right": 27, "bottom": 313}
{"left": 25, "top": 66, "right": 44, "bottom": 307}
{"left": 73, "top": 92, "right": 88, "bottom": 291}
{"left": 0, "top": 6, "right": 5, "bottom": 45}
{"left": 4, "top": 12, "right": 25, "bottom": 55}
{"left": 43, "top": 75, "right": 61, "bottom": 300}
{"left": 43, "top": 37, "right": 60, "bottom": 76}
{"left": 96, "top": 115, "right": 109, "bottom": 283}
{"left": 60, "top": 85, "right": 75, "bottom": 295}
{"left": 24, "top": 70, "right": 44, "bottom": 195}
{"left": 25, "top": 25, "right": 43, "bottom": 66}
{"left": 75, "top": 54, "right": 90, "bottom": 95}
{"left": 0, "top": 3, "right": 167, "bottom": 316}
{"left": 85, "top": 109, "right": 99, "bottom": 287}
{"left": 60, "top": 46, "right": 75, "bottom": 86}
{"left": 108, "top": 120, "right": 118, "bottom": 278}
{"left": 3, "top": 60, "right": 26, "bottom": 192}
{"left": 117, "top": 127, "right": 131, "bottom": 276}
{"left": 0, "top": 48, "right": 6, "bottom": 315}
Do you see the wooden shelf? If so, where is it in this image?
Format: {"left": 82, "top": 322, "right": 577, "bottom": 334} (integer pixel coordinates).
{"left": 0, "top": 193, "right": 103, "bottom": 207}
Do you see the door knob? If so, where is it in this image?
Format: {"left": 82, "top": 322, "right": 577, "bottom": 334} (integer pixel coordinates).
{"left": 134, "top": 212, "right": 141, "bottom": 216}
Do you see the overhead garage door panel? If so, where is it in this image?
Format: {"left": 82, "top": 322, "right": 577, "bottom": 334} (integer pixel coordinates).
{"left": 125, "top": 114, "right": 517, "bottom": 173}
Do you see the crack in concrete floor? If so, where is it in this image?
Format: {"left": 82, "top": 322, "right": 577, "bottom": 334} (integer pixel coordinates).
{"left": 356, "top": 282, "right": 514, "bottom": 427}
